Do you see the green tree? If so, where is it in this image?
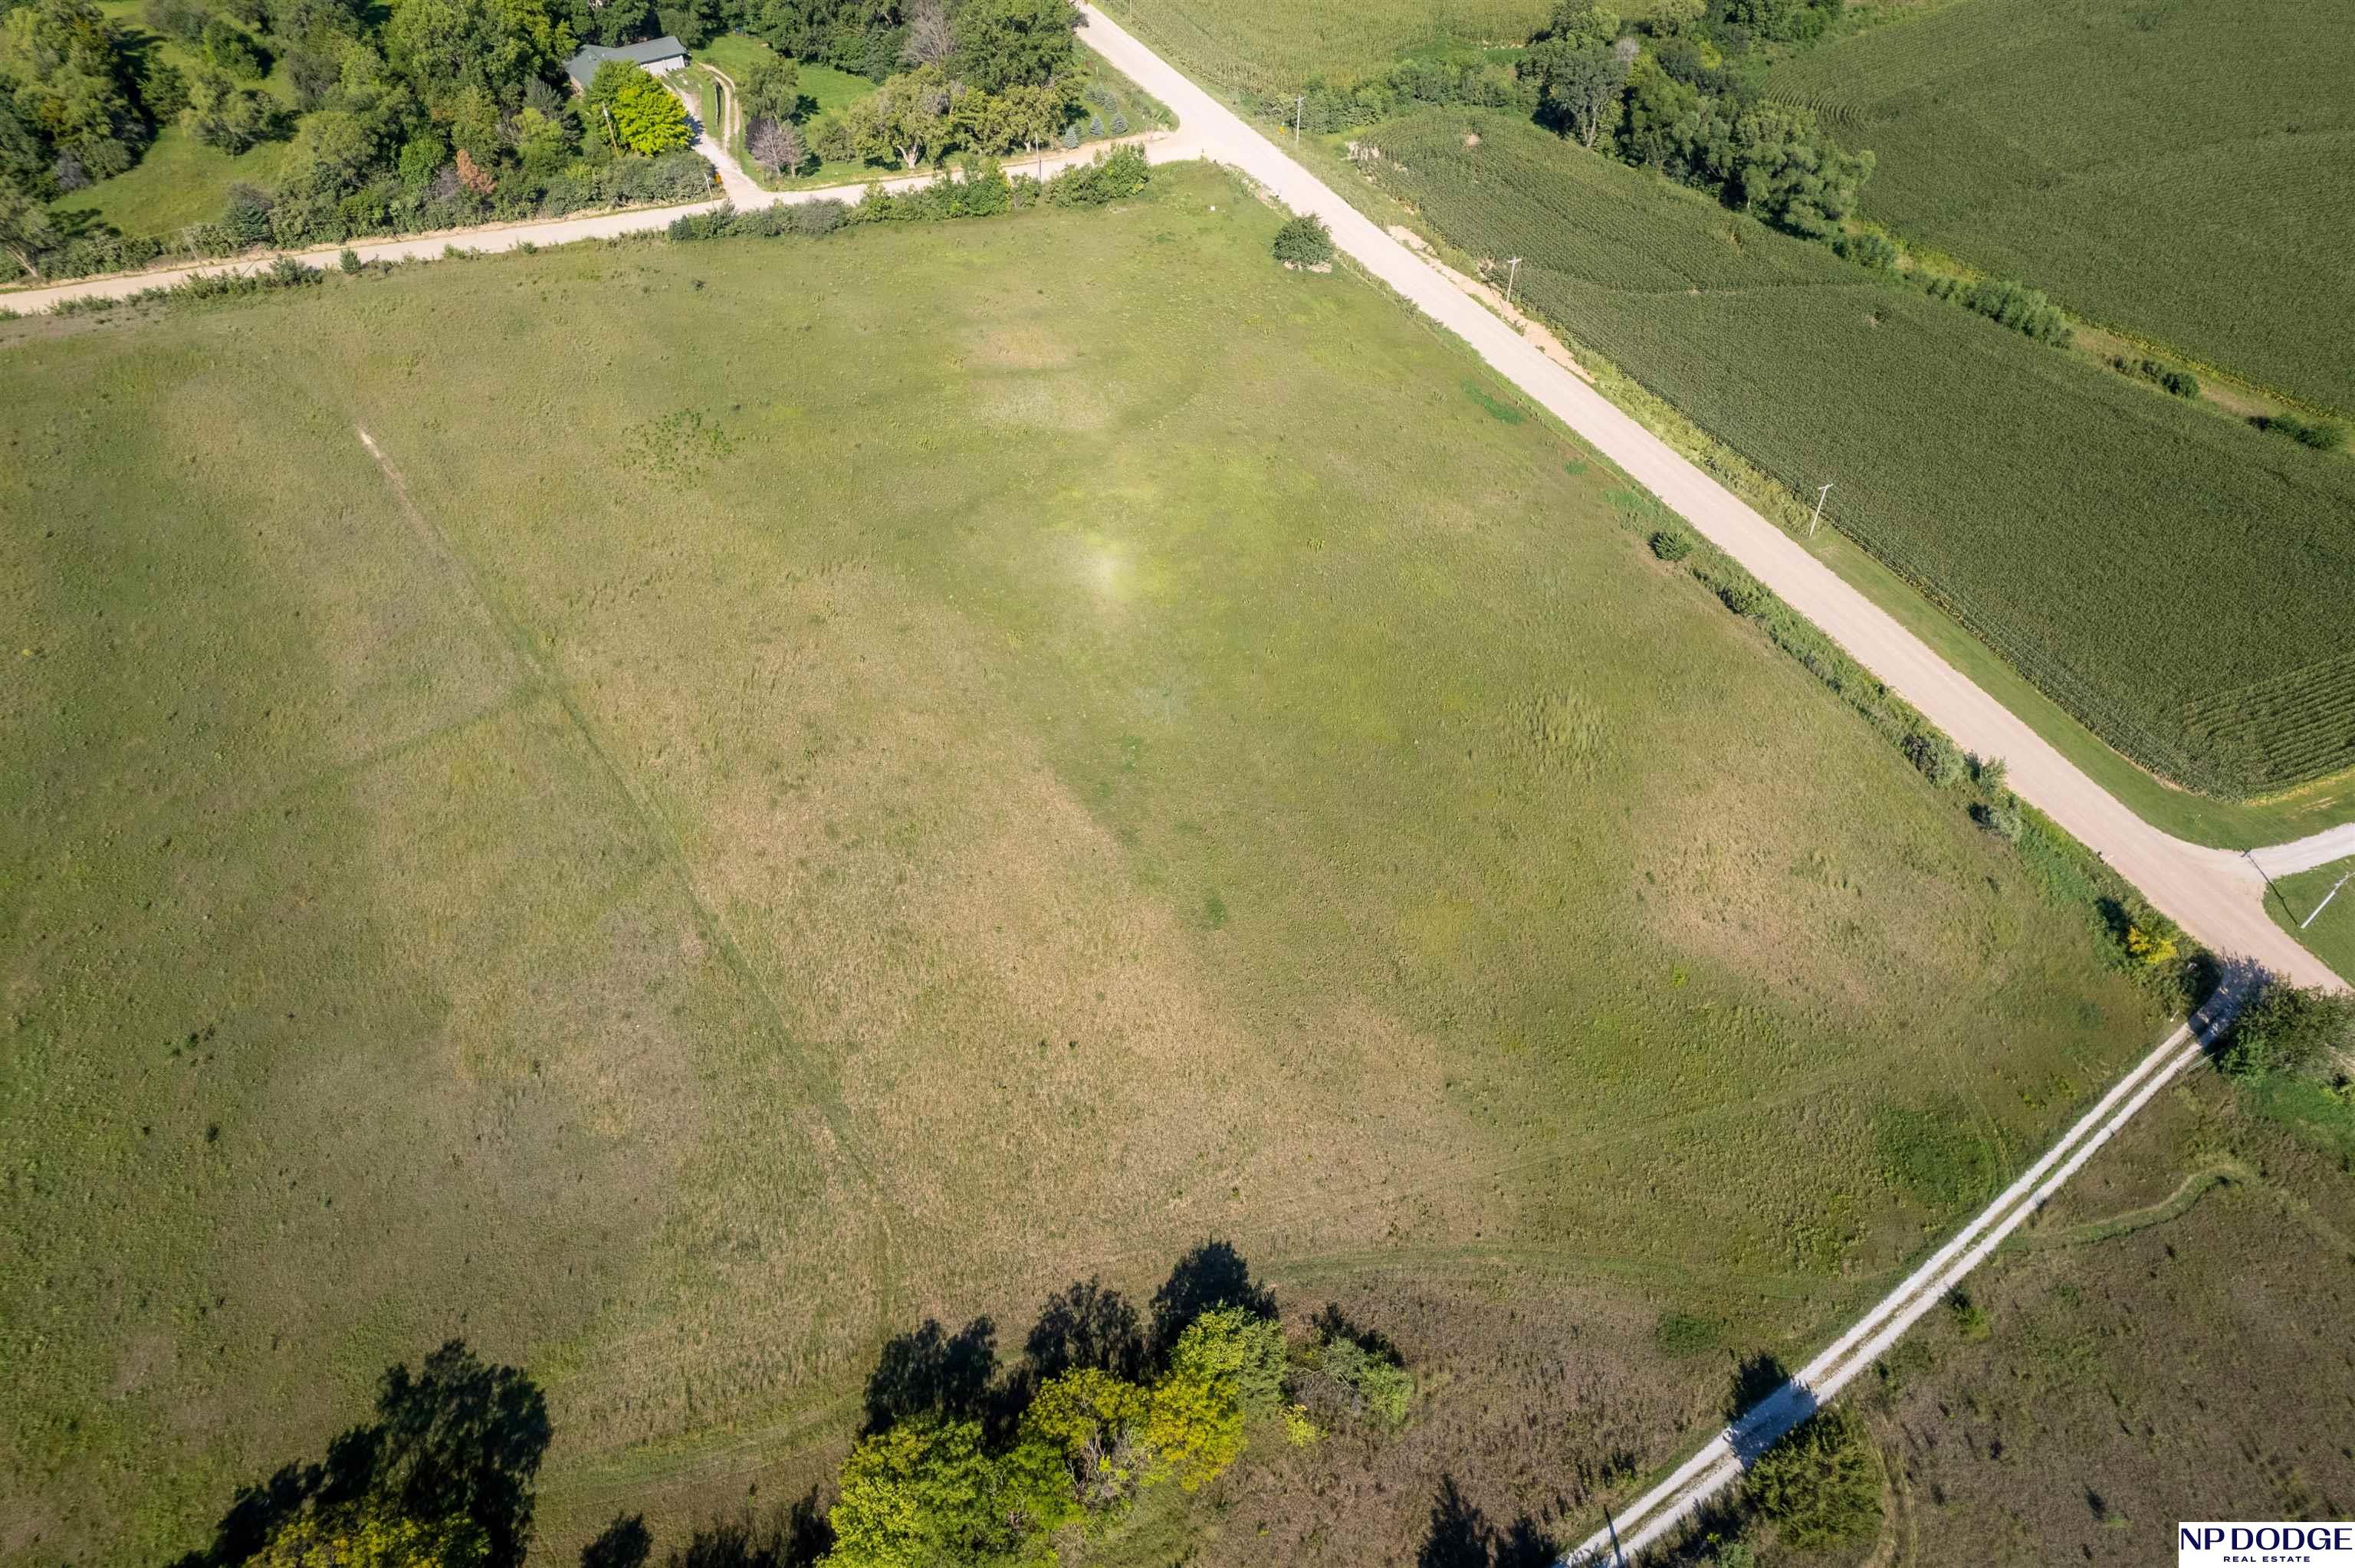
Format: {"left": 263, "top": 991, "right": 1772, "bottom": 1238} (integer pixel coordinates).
{"left": 1726, "top": 104, "right": 1871, "bottom": 237}
{"left": 200, "top": 15, "right": 271, "bottom": 79}
{"left": 1021, "top": 1368, "right": 1152, "bottom": 1511}
{"left": 0, "top": 168, "right": 61, "bottom": 277}
{"left": 1544, "top": 0, "right": 1620, "bottom": 43}
{"left": 823, "top": 1419, "right": 1035, "bottom": 1568}
{"left": 740, "top": 50, "right": 799, "bottom": 121}
{"left": 1532, "top": 37, "right": 1627, "bottom": 149}
{"left": 957, "top": 79, "right": 1063, "bottom": 155}
{"left": 281, "top": 107, "right": 377, "bottom": 190}
{"left": 1168, "top": 1305, "right": 1286, "bottom": 1415}
{"left": 255, "top": 1499, "right": 491, "bottom": 1567}
{"left": 839, "top": 63, "right": 951, "bottom": 168}
{"left": 184, "top": 64, "right": 284, "bottom": 150}
{"left": 2217, "top": 984, "right": 2355, "bottom": 1081}
{"left": 1142, "top": 1365, "right": 1242, "bottom": 1493}
{"left": 0, "top": 0, "right": 151, "bottom": 173}
{"left": 1747, "top": 1405, "right": 1884, "bottom": 1551}
{"left": 610, "top": 68, "right": 689, "bottom": 153}
{"left": 948, "top": 0, "right": 1078, "bottom": 93}
{"left": 382, "top": 0, "right": 568, "bottom": 111}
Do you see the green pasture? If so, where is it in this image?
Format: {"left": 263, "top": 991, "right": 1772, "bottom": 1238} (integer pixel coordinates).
{"left": 1352, "top": 110, "right": 2355, "bottom": 802}
{"left": 1765, "top": 0, "right": 2355, "bottom": 413}
{"left": 0, "top": 163, "right": 2171, "bottom": 1563}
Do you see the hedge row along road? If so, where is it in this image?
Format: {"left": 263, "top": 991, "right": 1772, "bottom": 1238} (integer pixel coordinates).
{"left": 1061, "top": 1, "right": 2346, "bottom": 993}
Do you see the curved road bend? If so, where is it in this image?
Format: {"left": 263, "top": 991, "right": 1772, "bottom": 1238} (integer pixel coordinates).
{"left": 1069, "top": 3, "right": 2344, "bottom": 990}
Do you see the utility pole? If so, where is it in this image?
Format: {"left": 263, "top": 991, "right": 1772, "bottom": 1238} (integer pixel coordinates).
{"left": 1503, "top": 255, "right": 1522, "bottom": 313}
{"left": 1808, "top": 481, "right": 1833, "bottom": 539}
{"left": 2301, "top": 863, "right": 2353, "bottom": 930}
{"left": 1294, "top": 94, "right": 1304, "bottom": 143}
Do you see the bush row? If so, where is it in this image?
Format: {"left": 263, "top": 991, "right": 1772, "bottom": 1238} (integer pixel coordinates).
{"left": 665, "top": 147, "right": 1151, "bottom": 243}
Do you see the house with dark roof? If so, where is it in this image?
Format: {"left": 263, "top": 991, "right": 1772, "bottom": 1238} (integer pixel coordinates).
{"left": 564, "top": 36, "right": 689, "bottom": 92}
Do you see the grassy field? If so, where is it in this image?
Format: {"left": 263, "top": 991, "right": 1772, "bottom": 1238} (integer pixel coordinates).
{"left": 1764, "top": 0, "right": 2355, "bottom": 414}
{"left": 0, "top": 163, "right": 2180, "bottom": 1564}
{"left": 1349, "top": 109, "right": 2355, "bottom": 800}
{"left": 2266, "top": 857, "right": 2355, "bottom": 983}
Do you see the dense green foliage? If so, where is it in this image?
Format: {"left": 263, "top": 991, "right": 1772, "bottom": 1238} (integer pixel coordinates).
{"left": 1924, "top": 273, "right": 2070, "bottom": 346}
{"left": 3, "top": 0, "right": 1094, "bottom": 277}
{"left": 1747, "top": 1405, "right": 1882, "bottom": 1550}
{"left": 1358, "top": 109, "right": 2355, "bottom": 796}
{"left": 1269, "top": 210, "right": 1328, "bottom": 264}
{"left": 1251, "top": 0, "right": 1872, "bottom": 241}
{"left": 2217, "top": 984, "right": 2355, "bottom": 1084}
{"left": 1765, "top": 0, "right": 2355, "bottom": 412}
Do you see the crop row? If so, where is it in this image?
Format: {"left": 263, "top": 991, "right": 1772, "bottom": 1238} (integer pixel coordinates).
{"left": 1762, "top": 0, "right": 2355, "bottom": 411}
{"left": 1364, "top": 110, "right": 2355, "bottom": 796}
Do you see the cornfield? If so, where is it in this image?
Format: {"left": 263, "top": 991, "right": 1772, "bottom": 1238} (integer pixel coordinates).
{"left": 1088, "top": 0, "right": 1548, "bottom": 94}
{"left": 1363, "top": 110, "right": 2355, "bottom": 796}
{"left": 1764, "top": 0, "right": 2355, "bottom": 413}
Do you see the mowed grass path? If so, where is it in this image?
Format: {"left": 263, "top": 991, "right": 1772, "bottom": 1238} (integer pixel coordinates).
{"left": 1, "top": 166, "right": 2164, "bottom": 1562}
{"left": 1765, "top": 0, "right": 2355, "bottom": 412}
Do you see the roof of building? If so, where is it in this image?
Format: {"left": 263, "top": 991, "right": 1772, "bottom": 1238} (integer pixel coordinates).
{"left": 564, "top": 36, "right": 688, "bottom": 87}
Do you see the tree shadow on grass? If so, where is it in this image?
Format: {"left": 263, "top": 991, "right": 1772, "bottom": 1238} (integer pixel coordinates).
{"left": 1025, "top": 1275, "right": 1146, "bottom": 1383}
{"left": 656, "top": 1491, "right": 831, "bottom": 1568}
{"left": 1148, "top": 1238, "right": 1276, "bottom": 1363}
{"left": 1417, "top": 1475, "right": 1555, "bottom": 1568}
{"left": 861, "top": 1316, "right": 1000, "bottom": 1435}
{"left": 171, "top": 1340, "right": 549, "bottom": 1568}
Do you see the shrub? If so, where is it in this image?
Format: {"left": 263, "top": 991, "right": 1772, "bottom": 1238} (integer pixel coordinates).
{"left": 338, "top": 246, "right": 361, "bottom": 273}
{"left": 1831, "top": 231, "right": 1897, "bottom": 270}
{"left": 2255, "top": 414, "right": 2347, "bottom": 452}
{"left": 1946, "top": 1288, "right": 1990, "bottom": 1340}
{"left": 1270, "top": 213, "right": 1334, "bottom": 266}
{"left": 1716, "top": 579, "right": 1764, "bottom": 617}
{"left": 1972, "top": 797, "right": 2024, "bottom": 841}
{"left": 1649, "top": 528, "right": 1692, "bottom": 561}
{"left": 1747, "top": 1404, "right": 1883, "bottom": 1550}
{"left": 792, "top": 198, "right": 848, "bottom": 235}
{"left": 1046, "top": 146, "right": 1150, "bottom": 207}
{"left": 2160, "top": 369, "right": 2199, "bottom": 398}
{"left": 1902, "top": 729, "right": 1965, "bottom": 788}
{"left": 1968, "top": 753, "right": 2008, "bottom": 792}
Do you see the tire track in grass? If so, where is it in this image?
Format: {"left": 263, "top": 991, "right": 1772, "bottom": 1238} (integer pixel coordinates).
{"left": 350, "top": 423, "right": 905, "bottom": 1343}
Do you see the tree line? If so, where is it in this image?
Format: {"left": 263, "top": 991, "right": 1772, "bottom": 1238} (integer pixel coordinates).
{"left": 0, "top": 0, "right": 1102, "bottom": 282}
{"left": 163, "top": 1243, "right": 1417, "bottom": 1567}
{"left": 1253, "top": 0, "right": 1871, "bottom": 243}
